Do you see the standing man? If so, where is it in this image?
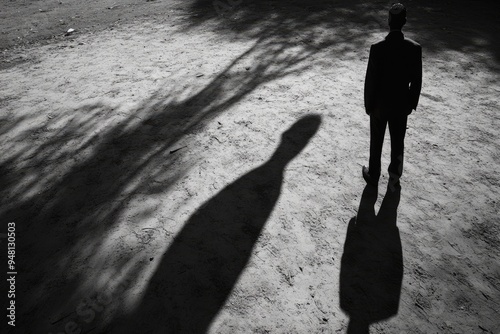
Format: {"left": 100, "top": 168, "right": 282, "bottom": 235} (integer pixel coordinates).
{"left": 363, "top": 3, "right": 422, "bottom": 189}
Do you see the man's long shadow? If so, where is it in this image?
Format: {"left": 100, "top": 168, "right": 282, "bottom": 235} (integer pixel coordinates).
{"left": 112, "top": 114, "right": 321, "bottom": 333}
{"left": 340, "top": 185, "right": 403, "bottom": 334}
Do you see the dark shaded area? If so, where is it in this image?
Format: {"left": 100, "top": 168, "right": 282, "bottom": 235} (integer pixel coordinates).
{"left": 185, "top": 0, "right": 500, "bottom": 71}
{"left": 185, "top": 0, "right": 377, "bottom": 56}
{"left": 107, "top": 115, "right": 321, "bottom": 333}
{"left": 340, "top": 185, "right": 403, "bottom": 334}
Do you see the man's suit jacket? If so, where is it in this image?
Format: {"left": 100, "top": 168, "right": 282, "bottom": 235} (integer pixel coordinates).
{"left": 364, "top": 31, "right": 422, "bottom": 116}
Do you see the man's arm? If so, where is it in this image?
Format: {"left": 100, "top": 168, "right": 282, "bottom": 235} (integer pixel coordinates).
{"left": 364, "top": 45, "right": 377, "bottom": 115}
{"left": 408, "top": 45, "right": 422, "bottom": 112}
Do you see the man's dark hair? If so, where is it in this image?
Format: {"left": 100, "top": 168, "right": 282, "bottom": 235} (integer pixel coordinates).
{"left": 388, "top": 3, "right": 407, "bottom": 30}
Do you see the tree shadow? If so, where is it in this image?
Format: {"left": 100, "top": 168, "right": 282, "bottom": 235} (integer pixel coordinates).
{"left": 1, "top": 35, "right": 316, "bottom": 332}
{"left": 340, "top": 185, "right": 403, "bottom": 334}
{"left": 107, "top": 114, "right": 321, "bottom": 333}
{"left": 184, "top": 0, "right": 374, "bottom": 56}
{"left": 184, "top": 0, "right": 500, "bottom": 72}
{"left": 4, "top": 0, "right": 499, "bottom": 70}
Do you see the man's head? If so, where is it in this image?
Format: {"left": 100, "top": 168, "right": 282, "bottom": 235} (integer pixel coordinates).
{"left": 388, "top": 3, "right": 407, "bottom": 30}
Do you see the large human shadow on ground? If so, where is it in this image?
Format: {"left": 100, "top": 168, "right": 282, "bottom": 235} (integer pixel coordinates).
{"left": 108, "top": 114, "right": 321, "bottom": 333}
{"left": 340, "top": 185, "right": 403, "bottom": 334}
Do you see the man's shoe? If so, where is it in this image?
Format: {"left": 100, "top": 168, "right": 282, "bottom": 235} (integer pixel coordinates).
{"left": 362, "top": 166, "right": 379, "bottom": 187}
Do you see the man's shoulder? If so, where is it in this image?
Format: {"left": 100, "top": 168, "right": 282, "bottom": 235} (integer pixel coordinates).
{"left": 369, "top": 34, "right": 421, "bottom": 54}
{"left": 403, "top": 37, "right": 421, "bottom": 48}
{"left": 371, "top": 34, "right": 421, "bottom": 48}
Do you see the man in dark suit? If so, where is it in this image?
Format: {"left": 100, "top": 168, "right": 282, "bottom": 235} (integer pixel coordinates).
{"left": 363, "top": 3, "right": 422, "bottom": 189}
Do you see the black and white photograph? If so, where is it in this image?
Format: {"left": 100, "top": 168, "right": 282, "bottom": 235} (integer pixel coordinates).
{"left": 1, "top": 1, "right": 499, "bottom": 333}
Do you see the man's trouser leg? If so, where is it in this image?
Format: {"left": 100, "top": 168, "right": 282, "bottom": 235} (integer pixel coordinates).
{"left": 388, "top": 114, "right": 408, "bottom": 178}
{"left": 368, "top": 113, "right": 387, "bottom": 180}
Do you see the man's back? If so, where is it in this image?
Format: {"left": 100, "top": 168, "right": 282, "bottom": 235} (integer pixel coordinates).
{"left": 364, "top": 31, "right": 422, "bottom": 115}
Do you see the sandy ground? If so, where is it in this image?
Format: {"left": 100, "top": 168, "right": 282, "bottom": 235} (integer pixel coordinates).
{"left": 1, "top": 0, "right": 500, "bottom": 333}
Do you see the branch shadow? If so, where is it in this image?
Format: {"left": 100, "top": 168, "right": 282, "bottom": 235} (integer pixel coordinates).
{"left": 340, "top": 185, "right": 403, "bottom": 334}
{"left": 108, "top": 114, "right": 321, "bottom": 333}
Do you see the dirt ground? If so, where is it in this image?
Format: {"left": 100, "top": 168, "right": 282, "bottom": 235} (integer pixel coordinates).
{"left": 1, "top": 0, "right": 499, "bottom": 333}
